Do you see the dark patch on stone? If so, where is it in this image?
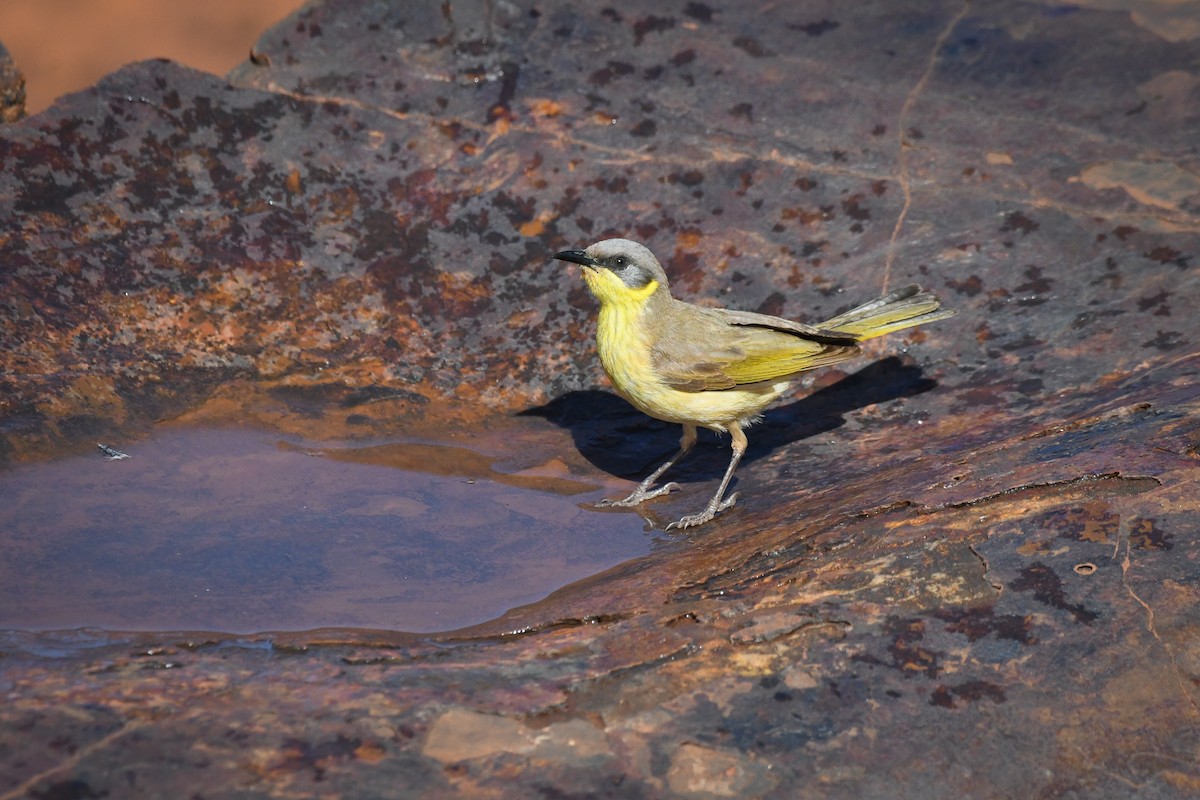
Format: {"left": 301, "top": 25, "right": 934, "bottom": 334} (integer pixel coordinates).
{"left": 1009, "top": 563, "right": 1098, "bottom": 625}
{"left": 632, "top": 15, "right": 675, "bottom": 45}
{"left": 791, "top": 19, "right": 841, "bottom": 37}
{"left": 1000, "top": 211, "right": 1039, "bottom": 235}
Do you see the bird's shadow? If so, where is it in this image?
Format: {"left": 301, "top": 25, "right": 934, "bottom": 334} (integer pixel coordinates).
{"left": 520, "top": 356, "right": 939, "bottom": 485}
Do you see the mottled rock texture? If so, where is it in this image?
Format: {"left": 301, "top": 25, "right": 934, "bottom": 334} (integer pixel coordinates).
{"left": 2, "top": 0, "right": 1199, "bottom": 797}
{"left": 0, "top": 41, "right": 25, "bottom": 123}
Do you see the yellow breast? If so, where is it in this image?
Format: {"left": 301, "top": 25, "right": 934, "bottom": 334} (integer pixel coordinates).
{"left": 596, "top": 300, "right": 656, "bottom": 401}
{"left": 594, "top": 300, "right": 789, "bottom": 431}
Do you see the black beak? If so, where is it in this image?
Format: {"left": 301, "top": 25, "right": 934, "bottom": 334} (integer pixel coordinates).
{"left": 554, "top": 249, "right": 597, "bottom": 267}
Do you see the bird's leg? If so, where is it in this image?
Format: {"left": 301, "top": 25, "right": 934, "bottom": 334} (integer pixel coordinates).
{"left": 596, "top": 424, "right": 697, "bottom": 507}
{"left": 667, "top": 425, "right": 747, "bottom": 530}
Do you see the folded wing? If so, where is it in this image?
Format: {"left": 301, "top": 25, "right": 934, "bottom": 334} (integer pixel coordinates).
{"left": 649, "top": 305, "right": 861, "bottom": 391}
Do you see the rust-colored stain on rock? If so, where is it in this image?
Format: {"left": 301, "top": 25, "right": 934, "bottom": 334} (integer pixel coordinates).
{"left": 2, "top": 0, "right": 1200, "bottom": 797}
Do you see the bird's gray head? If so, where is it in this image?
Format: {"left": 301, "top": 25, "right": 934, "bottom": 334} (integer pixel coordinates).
{"left": 554, "top": 238, "right": 670, "bottom": 293}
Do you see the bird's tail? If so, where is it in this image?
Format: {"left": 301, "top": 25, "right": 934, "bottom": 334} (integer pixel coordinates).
{"left": 819, "top": 285, "right": 955, "bottom": 341}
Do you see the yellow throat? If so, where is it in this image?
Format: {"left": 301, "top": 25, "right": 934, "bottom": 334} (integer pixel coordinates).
{"left": 583, "top": 266, "right": 661, "bottom": 397}
{"left": 582, "top": 265, "right": 659, "bottom": 309}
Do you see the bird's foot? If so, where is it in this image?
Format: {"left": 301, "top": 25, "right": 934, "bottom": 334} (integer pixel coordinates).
{"left": 665, "top": 492, "right": 738, "bottom": 531}
{"left": 595, "top": 482, "right": 681, "bottom": 508}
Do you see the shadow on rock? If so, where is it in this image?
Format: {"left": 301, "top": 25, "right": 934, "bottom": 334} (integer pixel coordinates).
{"left": 521, "top": 356, "right": 939, "bottom": 485}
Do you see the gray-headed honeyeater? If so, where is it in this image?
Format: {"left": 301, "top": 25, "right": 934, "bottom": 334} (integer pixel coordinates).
{"left": 555, "top": 238, "right": 954, "bottom": 530}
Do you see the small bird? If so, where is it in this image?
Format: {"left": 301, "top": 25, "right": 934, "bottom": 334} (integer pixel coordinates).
{"left": 555, "top": 238, "right": 954, "bottom": 530}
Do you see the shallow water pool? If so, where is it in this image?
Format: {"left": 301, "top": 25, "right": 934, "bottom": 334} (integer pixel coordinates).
{"left": 0, "top": 425, "right": 653, "bottom": 634}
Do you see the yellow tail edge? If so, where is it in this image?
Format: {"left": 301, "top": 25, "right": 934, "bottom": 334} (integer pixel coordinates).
{"left": 820, "top": 284, "right": 955, "bottom": 341}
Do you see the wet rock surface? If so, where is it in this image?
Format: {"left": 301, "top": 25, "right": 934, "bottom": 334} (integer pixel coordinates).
{"left": 2, "top": 0, "right": 1199, "bottom": 797}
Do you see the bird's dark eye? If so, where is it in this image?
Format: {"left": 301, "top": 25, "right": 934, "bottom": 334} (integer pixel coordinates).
{"left": 612, "top": 256, "right": 628, "bottom": 269}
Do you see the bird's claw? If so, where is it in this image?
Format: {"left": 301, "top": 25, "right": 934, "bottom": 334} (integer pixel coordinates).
{"left": 643, "top": 481, "right": 681, "bottom": 500}
{"left": 594, "top": 497, "right": 638, "bottom": 508}
{"left": 665, "top": 492, "right": 738, "bottom": 531}
{"left": 594, "top": 481, "right": 681, "bottom": 508}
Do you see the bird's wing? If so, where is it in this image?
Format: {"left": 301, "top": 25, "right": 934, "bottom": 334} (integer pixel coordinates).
{"left": 649, "top": 307, "right": 861, "bottom": 391}
{"left": 716, "top": 308, "right": 858, "bottom": 346}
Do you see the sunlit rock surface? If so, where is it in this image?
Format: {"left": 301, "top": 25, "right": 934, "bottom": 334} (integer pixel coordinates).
{"left": 0, "top": 41, "right": 24, "bottom": 123}
{"left": 2, "top": 0, "right": 1199, "bottom": 796}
